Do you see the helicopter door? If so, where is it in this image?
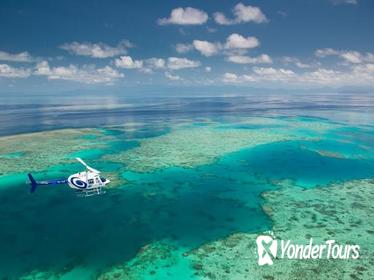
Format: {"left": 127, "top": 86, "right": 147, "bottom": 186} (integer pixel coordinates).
{"left": 95, "top": 177, "right": 103, "bottom": 186}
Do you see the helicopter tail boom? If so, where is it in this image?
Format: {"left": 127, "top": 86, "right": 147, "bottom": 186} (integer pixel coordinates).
{"left": 27, "top": 173, "right": 68, "bottom": 193}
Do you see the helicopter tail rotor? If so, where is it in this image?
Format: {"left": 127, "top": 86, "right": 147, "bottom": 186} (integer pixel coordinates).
{"left": 28, "top": 173, "right": 38, "bottom": 193}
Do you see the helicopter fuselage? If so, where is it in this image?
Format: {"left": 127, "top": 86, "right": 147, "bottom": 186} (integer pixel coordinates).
{"left": 28, "top": 158, "right": 110, "bottom": 196}
{"left": 67, "top": 171, "right": 108, "bottom": 189}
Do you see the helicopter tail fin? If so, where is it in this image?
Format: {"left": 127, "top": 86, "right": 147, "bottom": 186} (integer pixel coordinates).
{"left": 28, "top": 173, "right": 38, "bottom": 193}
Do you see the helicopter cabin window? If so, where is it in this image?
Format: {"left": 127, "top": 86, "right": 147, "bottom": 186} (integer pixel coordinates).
{"left": 88, "top": 179, "right": 94, "bottom": 184}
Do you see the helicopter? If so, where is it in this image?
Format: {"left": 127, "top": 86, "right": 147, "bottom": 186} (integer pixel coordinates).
{"left": 27, "top": 158, "right": 110, "bottom": 197}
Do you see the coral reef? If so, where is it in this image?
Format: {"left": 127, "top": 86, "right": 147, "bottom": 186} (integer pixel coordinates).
{"left": 0, "top": 128, "right": 107, "bottom": 175}
{"left": 96, "top": 179, "right": 374, "bottom": 279}
{"left": 189, "top": 179, "right": 374, "bottom": 279}
{"left": 98, "top": 241, "right": 195, "bottom": 280}
{"left": 106, "top": 126, "right": 297, "bottom": 172}
{"left": 4, "top": 115, "right": 373, "bottom": 279}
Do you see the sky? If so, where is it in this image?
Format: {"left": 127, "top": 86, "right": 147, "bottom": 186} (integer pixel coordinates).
{"left": 0, "top": 0, "right": 373, "bottom": 94}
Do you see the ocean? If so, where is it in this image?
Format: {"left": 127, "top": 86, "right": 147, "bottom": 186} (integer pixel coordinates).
{"left": 0, "top": 92, "right": 373, "bottom": 279}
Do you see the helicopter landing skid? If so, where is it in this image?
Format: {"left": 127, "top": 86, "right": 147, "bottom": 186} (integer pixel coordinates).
{"left": 75, "top": 187, "right": 106, "bottom": 197}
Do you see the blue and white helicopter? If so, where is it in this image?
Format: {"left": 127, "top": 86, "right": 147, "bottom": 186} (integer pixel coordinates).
{"left": 27, "top": 158, "right": 110, "bottom": 197}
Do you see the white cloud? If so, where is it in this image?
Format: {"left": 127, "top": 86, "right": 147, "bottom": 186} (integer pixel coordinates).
{"left": 158, "top": 7, "right": 208, "bottom": 25}
{"left": 225, "top": 33, "right": 259, "bottom": 49}
{"left": 192, "top": 40, "right": 221, "bottom": 56}
{"left": 340, "top": 51, "right": 365, "bottom": 64}
{"left": 295, "top": 62, "right": 313, "bottom": 69}
{"left": 205, "top": 66, "right": 212, "bottom": 72}
{"left": 354, "top": 63, "right": 374, "bottom": 74}
{"left": 315, "top": 48, "right": 340, "bottom": 57}
{"left": 232, "top": 3, "right": 268, "bottom": 23}
{"left": 165, "top": 71, "right": 182, "bottom": 81}
{"left": 223, "top": 73, "right": 239, "bottom": 83}
{"left": 213, "top": 12, "right": 233, "bottom": 25}
{"left": 351, "top": 63, "right": 374, "bottom": 83}
{"left": 177, "top": 33, "right": 260, "bottom": 58}
{"left": 214, "top": 3, "right": 268, "bottom": 25}
{"left": 330, "top": 0, "right": 357, "bottom": 5}
{"left": 167, "top": 57, "right": 201, "bottom": 70}
{"left": 223, "top": 72, "right": 255, "bottom": 83}
{"left": 0, "top": 51, "right": 34, "bottom": 63}
{"left": 138, "top": 58, "right": 167, "bottom": 73}
{"left": 315, "top": 48, "right": 374, "bottom": 64}
{"left": 113, "top": 56, "right": 199, "bottom": 71}
{"left": 175, "top": 43, "right": 194, "bottom": 53}
{"left": 145, "top": 58, "right": 166, "bottom": 69}
{"left": 0, "top": 64, "right": 31, "bottom": 78}
{"left": 281, "top": 56, "right": 315, "bottom": 68}
{"left": 227, "top": 54, "right": 272, "bottom": 64}
{"left": 300, "top": 68, "right": 342, "bottom": 84}
{"left": 222, "top": 63, "right": 374, "bottom": 87}
{"left": 34, "top": 61, "right": 123, "bottom": 84}
{"left": 253, "top": 67, "right": 295, "bottom": 80}
{"left": 114, "top": 56, "right": 143, "bottom": 69}
{"left": 222, "top": 68, "right": 296, "bottom": 84}
{"left": 60, "top": 40, "right": 132, "bottom": 58}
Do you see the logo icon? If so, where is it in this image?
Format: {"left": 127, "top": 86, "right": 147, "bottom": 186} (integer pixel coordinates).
{"left": 256, "top": 235, "right": 277, "bottom": 266}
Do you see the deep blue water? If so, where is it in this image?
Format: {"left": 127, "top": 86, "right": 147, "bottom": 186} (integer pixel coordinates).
{"left": 1, "top": 92, "right": 373, "bottom": 136}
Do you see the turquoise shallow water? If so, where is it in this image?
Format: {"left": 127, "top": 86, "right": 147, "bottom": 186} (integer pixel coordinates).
{"left": 0, "top": 143, "right": 274, "bottom": 277}
{"left": 0, "top": 95, "right": 373, "bottom": 279}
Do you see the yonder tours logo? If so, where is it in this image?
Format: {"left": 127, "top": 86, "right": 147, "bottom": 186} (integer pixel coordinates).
{"left": 256, "top": 234, "right": 360, "bottom": 266}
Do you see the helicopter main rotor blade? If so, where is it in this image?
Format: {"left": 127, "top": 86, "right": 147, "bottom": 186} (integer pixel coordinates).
{"left": 76, "top": 157, "right": 101, "bottom": 174}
